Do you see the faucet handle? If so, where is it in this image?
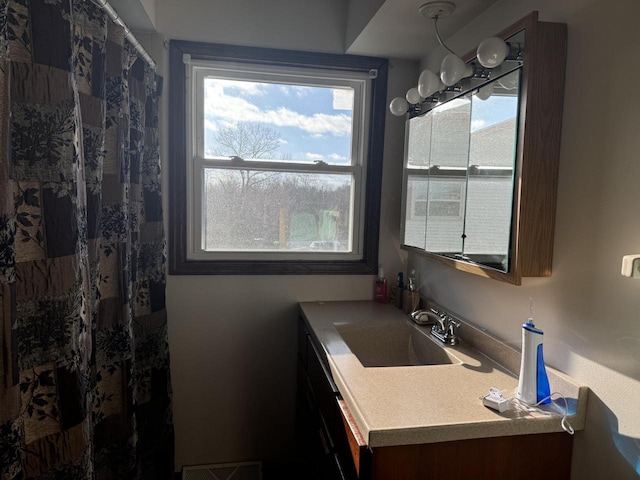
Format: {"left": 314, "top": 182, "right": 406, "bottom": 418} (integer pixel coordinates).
{"left": 445, "top": 317, "right": 460, "bottom": 336}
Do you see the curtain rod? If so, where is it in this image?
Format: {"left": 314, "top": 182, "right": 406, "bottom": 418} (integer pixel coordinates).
{"left": 91, "top": 0, "right": 156, "bottom": 69}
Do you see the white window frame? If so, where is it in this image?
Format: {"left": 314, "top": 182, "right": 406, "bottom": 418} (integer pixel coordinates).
{"left": 184, "top": 57, "right": 371, "bottom": 262}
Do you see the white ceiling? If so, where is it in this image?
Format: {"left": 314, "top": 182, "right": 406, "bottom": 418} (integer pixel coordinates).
{"left": 108, "top": 0, "right": 498, "bottom": 61}
{"left": 109, "top": 0, "right": 155, "bottom": 31}
{"left": 346, "top": 0, "right": 500, "bottom": 61}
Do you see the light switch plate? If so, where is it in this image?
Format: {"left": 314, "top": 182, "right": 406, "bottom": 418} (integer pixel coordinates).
{"left": 621, "top": 255, "right": 640, "bottom": 278}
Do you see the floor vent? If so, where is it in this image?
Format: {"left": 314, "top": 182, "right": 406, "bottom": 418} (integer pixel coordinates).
{"left": 182, "top": 461, "right": 262, "bottom": 480}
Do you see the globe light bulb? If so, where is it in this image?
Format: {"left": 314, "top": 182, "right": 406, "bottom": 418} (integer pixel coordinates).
{"left": 477, "top": 37, "right": 510, "bottom": 68}
{"left": 440, "top": 54, "right": 466, "bottom": 86}
{"left": 389, "top": 96, "right": 409, "bottom": 116}
{"left": 498, "top": 71, "right": 519, "bottom": 90}
{"left": 474, "top": 83, "right": 493, "bottom": 101}
{"left": 464, "top": 64, "right": 474, "bottom": 78}
{"left": 405, "top": 87, "right": 421, "bottom": 105}
{"left": 417, "top": 69, "right": 441, "bottom": 98}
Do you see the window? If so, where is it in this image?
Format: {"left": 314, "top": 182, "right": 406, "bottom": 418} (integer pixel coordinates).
{"left": 169, "top": 42, "right": 388, "bottom": 274}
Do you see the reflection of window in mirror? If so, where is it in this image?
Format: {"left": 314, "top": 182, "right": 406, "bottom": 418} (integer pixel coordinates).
{"left": 426, "top": 178, "right": 466, "bottom": 254}
{"left": 406, "top": 115, "right": 432, "bottom": 169}
{"left": 431, "top": 98, "right": 471, "bottom": 169}
{"left": 464, "top": 69, "right": 521, "bottom": 264}
{"left": 404, "top": 176, "right": 428, "bottom": 249}
{"left": 428, "top": 182, "right": 464, "bottom": 218}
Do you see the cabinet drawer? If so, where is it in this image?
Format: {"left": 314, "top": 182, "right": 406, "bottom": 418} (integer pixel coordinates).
{"left": 336, "top": 399, "right": 370, "bottom": 479}
{"left": 307, "top": 336, "right": 340, "bottom": 428}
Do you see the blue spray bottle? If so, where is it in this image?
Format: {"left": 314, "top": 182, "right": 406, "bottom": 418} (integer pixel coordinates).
{"left": 515, "top": 298, "right": 551, "bottom": 405}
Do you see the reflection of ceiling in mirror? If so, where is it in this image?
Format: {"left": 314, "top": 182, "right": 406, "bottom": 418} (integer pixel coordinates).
{"left": 432, "top": 97, "right": 470, "bottom": 114}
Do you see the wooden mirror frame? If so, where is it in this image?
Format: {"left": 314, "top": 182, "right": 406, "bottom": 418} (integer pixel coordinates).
{"left": 401, "top": 12, "right": 567, "bottom": 285}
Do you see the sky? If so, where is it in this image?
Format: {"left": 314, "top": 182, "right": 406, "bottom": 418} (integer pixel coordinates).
{"left": 203, "top": 78, "right": 354, "bottom": 164}
{"left": 202, "top": 72, "right": 518, "bottom": 165}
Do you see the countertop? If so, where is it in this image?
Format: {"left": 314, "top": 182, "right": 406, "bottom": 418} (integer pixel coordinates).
{"left": 299, "top": 300, "right": 588, "bottom": 448}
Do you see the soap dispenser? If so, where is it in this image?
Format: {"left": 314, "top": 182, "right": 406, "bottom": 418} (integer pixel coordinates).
{"left": 374, "top": 268, "right": 388, "bottom": 303}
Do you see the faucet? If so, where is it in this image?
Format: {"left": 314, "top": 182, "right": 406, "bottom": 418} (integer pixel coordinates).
{"left": 431, "top": 314, "right": 460, "bottom": 345}
{"left": 410, "top": 307, "right": 460, "bottom": 345}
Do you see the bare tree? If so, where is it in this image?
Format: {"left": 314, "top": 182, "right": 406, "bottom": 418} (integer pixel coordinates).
{"left": 210, "top": 122, "right": 285, "bottom": 193}
{"left": 212, "top": 122, "right": 281, "bottom": 160}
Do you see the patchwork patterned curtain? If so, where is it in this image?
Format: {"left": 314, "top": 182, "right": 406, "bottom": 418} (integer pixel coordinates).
{"left": 0, "top": 1, "right": 174, "bottom": 478}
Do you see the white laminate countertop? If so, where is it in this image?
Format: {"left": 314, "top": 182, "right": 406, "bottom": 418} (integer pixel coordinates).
{"left": 299, "top": 300, "right": 588, "bottom": 448}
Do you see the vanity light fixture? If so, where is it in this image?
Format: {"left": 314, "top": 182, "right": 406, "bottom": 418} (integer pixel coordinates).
{"left": 389, "top": 1, "right": 519, "bottom": 116}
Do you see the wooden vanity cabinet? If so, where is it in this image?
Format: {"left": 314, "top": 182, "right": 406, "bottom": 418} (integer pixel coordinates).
{"left": 297, "top": 315, "right": 574, "bottom": 480}
{"left": 371, "top": 434, "right": 573, "bottom": 479}
{"left": 297, "top": 316, "right": 370, "bottom": 480}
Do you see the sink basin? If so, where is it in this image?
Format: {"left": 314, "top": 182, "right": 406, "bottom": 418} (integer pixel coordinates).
{"left": 334, "top": 320, "right": 461, "bottom": 367}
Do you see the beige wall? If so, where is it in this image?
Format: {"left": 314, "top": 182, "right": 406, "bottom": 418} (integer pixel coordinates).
{"left": 345, "top": 0, "right": 386, "bottom": 51}
{"left": 156, "top": 0, "right": 348, "bottom": 53}
{"left": 149, "top": 0, "right": 410, "bottom": 469}
{"left": 142, "top": 0, "right": 640, "bottom": 476}
{"left": 411, "top": 0, "right": 640, "bottom": 478}
{"left": 139, "top": 0, "right": 156, "bottom": 29}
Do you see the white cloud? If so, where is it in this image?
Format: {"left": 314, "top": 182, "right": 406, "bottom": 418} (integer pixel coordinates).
{"left": 471, "top": 119, "right": 486, "bottom": 132}
{"left": 204, "top": 119, "right": 218, "bottom": 132}
{"left": 305, "top": 152, "right": 324, "bottom": 160}
{"left": 204, "top": 82, "right": 353, "bottom": 136}
{"left": 260, "top": 108, "right": 352, "bottom": 136}
{"left": 328, "top": 153, "right": 348, "bottom": 162}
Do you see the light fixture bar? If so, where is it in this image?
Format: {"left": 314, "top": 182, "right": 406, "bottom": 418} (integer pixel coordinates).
{"left": 389, "top": 1, "right": 525, "bottom": 117}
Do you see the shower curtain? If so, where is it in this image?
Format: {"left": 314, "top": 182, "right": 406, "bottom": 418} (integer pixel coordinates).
{"left": 0, "top": 1, "right": 174, "bottom": 478}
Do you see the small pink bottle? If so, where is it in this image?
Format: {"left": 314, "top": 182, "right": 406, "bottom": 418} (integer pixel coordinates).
{"left": 374, "top": 268, "right": 388, "bottom": 303}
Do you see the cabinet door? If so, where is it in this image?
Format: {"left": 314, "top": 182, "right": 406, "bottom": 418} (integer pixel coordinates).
{"left": 461, "top": 68, "right": 520, "bottom": 270}
{"left": 307, "top": 336, "right": 340, "bottom": 430}
{"left": 371, "top": 432, "right": 572, "bottom": 480}
{"left": 297, "top": 317, "right": 349, "bottom": 480}
{"left": 402, "top": 100, "right": 470, "bottom": 255}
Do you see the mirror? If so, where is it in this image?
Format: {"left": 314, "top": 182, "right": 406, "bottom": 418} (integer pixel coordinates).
{"left": 463, "top": 69, "right": 520, "bottom": 270}
{"left": 404, "top": 98, "right": 470, "bottom": 254}
{"left": 403, "top": 68, "right": 520, "bottom": 272}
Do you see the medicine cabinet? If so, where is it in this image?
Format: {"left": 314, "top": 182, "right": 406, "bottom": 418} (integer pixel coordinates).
{"left": 400, "top": 12, "right": 567, "bottom": 285}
